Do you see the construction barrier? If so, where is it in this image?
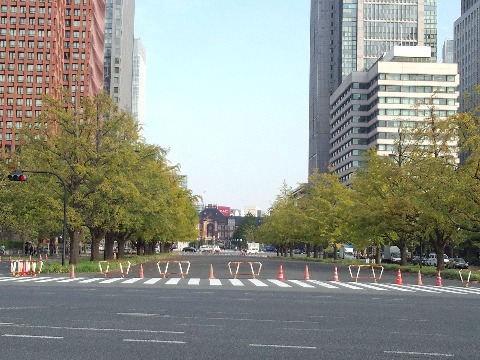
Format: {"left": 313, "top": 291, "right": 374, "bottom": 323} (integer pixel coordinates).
{"left": 98, "top": 261, "right": 131, "bottom": 278}
{"left": 157, "top": 261, "right": 190, "bottom": 278}
{"left": 348, "top": 264, "right": 384, "bottom": 283}
{"left": 459, "top": 269, "right": 480, "bottom": 287}
{"left": 10, "top": 259, "right": 43, "bottom": 277}
{"left": 228, "top": 261, "right": 262, "bottom": 279}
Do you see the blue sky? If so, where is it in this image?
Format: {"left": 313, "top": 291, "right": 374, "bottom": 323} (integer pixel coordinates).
{"left": 134, "top": 0, "right": 460, "bottom": 212}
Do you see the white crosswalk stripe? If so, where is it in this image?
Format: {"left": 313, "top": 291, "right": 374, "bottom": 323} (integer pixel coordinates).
{"left": 1, "top": 275, "right": 480, "bottom": 296}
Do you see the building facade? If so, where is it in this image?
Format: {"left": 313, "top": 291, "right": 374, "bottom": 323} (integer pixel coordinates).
{"left": 309, "top": 0, "right": 437, "bottom": 175}
{"left": 454, "top": 0, "right": 480, "bottom": 111}
{"left": 329, "top": 46, "right": 459, "bottom": 183}
{"left": 442, "top": 38, "right": 454, "bottom": 63}
{"left": 103, "top": 0, "right": 134, "bottom": 113}
{"left": 132, "top": 37, "right": 146, "bottom": 133}
{"left": 0, "top": 0, "right": 105, "bottom": 159}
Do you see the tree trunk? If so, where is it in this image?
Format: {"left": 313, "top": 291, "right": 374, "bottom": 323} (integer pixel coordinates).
{"left": 104, "top": 232, "right": 115, "bottom": 260}
{"left": 333, "top": 244, "right": 338, "bottom": 260}
{"left": 399, "top": 243, "right": 408, "bottom": 266}
{"left": 68, "top": 228, "right": 83, "bottom": 265}
{"left": 117, "top": 237, "right": 126, "bottom": 259}
{"left": 89, "top": 227, "right": 104, "bottom": 261}
{"left": 313, "top": 244, "right": 319, "bottom": 258}
{"left": 375, "top": 245, "right": 381, "bottom": 264}
{"left": 306, "top": 243, "right": 311, "bottom": 258}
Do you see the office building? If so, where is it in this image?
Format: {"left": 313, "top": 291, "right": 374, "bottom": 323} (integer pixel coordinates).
{"left": 442, "top": 38, "right": 454, "bottom": 63}
{"left": 0, "top": 0, "right": 105, "bottom": 159}
{"left": 454, "top": 0, "right": 480, "bottom": 111}
{"left": 329, "top": 46, "right": 458, "bottom": 183}
{"left": 309, "top": 0, "right": 437, "bottom": 174}
{"left": 103, "top": 0, "right": 135, "bottom": 112}
{"left": 132, "top": 38, "right": 146, "bottom": 134}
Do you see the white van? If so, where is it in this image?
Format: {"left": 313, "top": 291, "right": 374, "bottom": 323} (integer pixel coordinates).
{"left": 426, "top": 253, "right": 450, "bottom": 266}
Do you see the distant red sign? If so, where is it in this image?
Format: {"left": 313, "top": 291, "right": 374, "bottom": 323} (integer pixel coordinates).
{"left": 217, "top": 206, "right": 231, "bottom": 217}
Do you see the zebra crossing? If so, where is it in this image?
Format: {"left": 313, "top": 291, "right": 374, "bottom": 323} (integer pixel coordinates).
{"left": 1, "top": 275, "right": 479, "bottom": 295}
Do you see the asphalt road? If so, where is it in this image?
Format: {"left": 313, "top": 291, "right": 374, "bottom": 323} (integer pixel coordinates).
{"left": 0, "top": 280, "right": 478, "bottom": 359}
{"left": 1, "top": 253, "right": 479, "bottom": 359}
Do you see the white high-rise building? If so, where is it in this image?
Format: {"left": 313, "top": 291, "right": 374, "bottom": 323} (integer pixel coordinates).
{"left": 132, "top": 38, "right": 146, "bottom": 135}
{"left": 309, "top": 0, "right": 438, "bottom": 175}
{"left": 329, "top": 46, "right": 459, "bottom": 183}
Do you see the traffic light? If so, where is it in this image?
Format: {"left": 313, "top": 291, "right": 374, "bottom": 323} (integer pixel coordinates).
{"left": 8, "top": 170, "right": 27, "bottom": 181}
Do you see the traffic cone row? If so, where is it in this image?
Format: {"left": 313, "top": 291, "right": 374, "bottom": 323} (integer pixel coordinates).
{"left": 139, "top": 264, "right": 144, "bottom": 278}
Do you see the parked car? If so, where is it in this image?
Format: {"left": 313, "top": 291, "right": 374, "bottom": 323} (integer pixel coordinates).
{"left": 446, "top": 257, "right": 469, "bottom": 269}
{"left": 182, "top": 247, "right": 196, "bottom": 252}
{"left": 264, "top": 246, "right": 277, "bottom": 252}
{"left": 425, "top": 253, "right": 450, "bottom": 266}
{"left": 411, "top": 256, "right": 429, "bottom": 266}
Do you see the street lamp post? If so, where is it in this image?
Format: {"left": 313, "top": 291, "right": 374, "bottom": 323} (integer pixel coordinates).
{"left": 10, "top": 170, "right": 67, "bottom": 266}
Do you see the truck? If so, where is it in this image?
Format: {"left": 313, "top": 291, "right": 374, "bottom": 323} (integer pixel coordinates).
{"left": 339, "top": 244, "right": 354, "bottom": 259}
{"left": 246, "top": 242, "right": 260, "bottom": 254}
{"left": 382, "top": 245, "right": 401, "bottom": 263}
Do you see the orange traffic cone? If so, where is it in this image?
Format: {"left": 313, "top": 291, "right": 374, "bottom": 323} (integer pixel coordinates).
{"left": 304, "top": 265, "right": 310, "bottom": 281}
{"left": 70, "top": 264, "right": 76, "bottom": 279}
{"left": 139, "top": 264, "right": 144, "bottom": 278}
{"left": 416, "top": 270, "right": 423, "bottom": 285}
{"left": 278, "top": 264, "right": 285, "bottom": 281}
{"left": 396, "top": 269, "right": 403, "bottom": 285}
{"left": 208, "top": 264, "right": 215, "bottom": 279}
{"left": 436, "top": 271, "right": 443, "bottom": 287}
{"left": 333, "top": 266, "right": 339, "bottom": 282}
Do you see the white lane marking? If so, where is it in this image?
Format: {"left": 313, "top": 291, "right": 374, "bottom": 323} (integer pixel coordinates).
{"left": 165, "top": 278, "right": 181, "bottom": 285}
{"left": 3, "top": 334, "right": 63, "bottom": 339}
{"left": 117, "top": 313, "right": 158, "bottom": 317}
{"left": 33, "top": 278, "right": 59, "bottom": 283}
{"left": 422, "top": 285, "right": 476, "bottom": 295}
{"left": 268, "top": 279, "right": 291, "bottom": 288}
{"left": 397, "top": 285, "right": 442, "bottom": 293}
{"left": 57, "top": 278, "right": 84, "bottom": 283}
{"left": 99, "top": 278, "right": 122, "bottom": 284}
{"left": 78, "top": 278, "right": 103, "bottom": 283}
{"left": 15, "top": 278, "right": 44, "bottom": 282}
{"left": 121, "top": 278, "right": 142, "bottom": 284}
{"left": 450, "top": 286, "right": 480, "bottom": 293}
{"left": 248, "top": 279, "right": 268, "bottom": 287}
{"left": 384, "top": 350, "right": 454, "bottom": 357}
{"left": 229, "top": 279, "right": 244, "bottom": 286}
{"left": 330, "top": 282, "right": 364, "bottom": 290}
{"left": 288, "top": 280, "right": 315, "bottom": 288}
{"left": 308, "top": 280, "right": 340, "bottom": 289}
{"left": 123, "top": 339, "right": 185, "bottom": 344}
{"left": 350, "top": 283, "right": 389, "bottom": 291}
{"left": 0, "top": 323, "right": 183, "bottom": 334}
{"left": 188, "top": 278, "right": 200, "bottom": 285}
{"left": 372, "top": 284, "right": 415, "bottom": 292}
{"left": 0, "top": 278, "right": 19, "bottom": 282}
{"left": 209, "top": 279, "right": 222, "bottom": 286}
{"left": 249, "top": 343, "right": 316, "bottom": 349}
{"left": 143, "top": 278, "right": 162, "bottom": 285}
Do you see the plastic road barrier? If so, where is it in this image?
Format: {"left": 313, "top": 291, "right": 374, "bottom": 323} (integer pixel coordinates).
{"left": 228, "top": 261, "right": 262, "bottom": 279}
{"left": 459, "top": 269, "right": 480, "bottom": 287}
{"left": 348, "top": 264, "right": 384, "bottom": 283}
{"left": 157, "top": 261, "right": 191, "bottom": 278}
{"left": 10, "top": 259, "right": 43, "bottom": 277}
{"left": 98, "top": 261, "right": 131, "bottom": 278}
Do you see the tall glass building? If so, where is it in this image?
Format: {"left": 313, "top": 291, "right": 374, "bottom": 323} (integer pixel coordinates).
{"left": 309, "top": 0, "right": 437, "bottom": 174}
{"left": 454, "top": 0, "right": 480, "bottom": 112}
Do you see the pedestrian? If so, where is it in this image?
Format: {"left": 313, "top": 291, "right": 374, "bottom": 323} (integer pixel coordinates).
{"left": 29, "top": 244, "right": 34, "bottom": 256}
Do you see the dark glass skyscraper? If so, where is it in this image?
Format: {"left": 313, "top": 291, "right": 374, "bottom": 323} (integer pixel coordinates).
{"left": 309, "top": 0, "right": 437, "bottom": 174}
